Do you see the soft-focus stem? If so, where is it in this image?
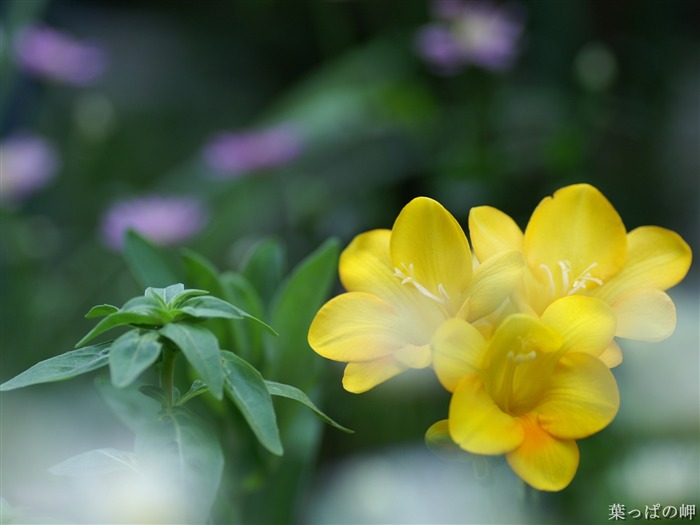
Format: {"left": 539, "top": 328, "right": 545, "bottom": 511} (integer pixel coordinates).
{"left": 160, "top": 344, "right": 178, "bottom": 408}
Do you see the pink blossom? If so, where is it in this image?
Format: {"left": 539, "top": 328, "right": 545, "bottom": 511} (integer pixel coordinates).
{"left": 100, "top": 196, "right": 207, "bottom": 251}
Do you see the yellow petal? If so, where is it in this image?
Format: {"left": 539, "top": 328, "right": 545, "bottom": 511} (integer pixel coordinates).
{"left": 390, "top": 197, "right": 472, "bottom": 309}
{"left": 338, "top": 229, "right": 393, "bottom": 294}
{"left": 483, "top": 315, "right": 562, "bottom": 415}
{"left": 339, "top": 229, "right": 446, "bottom": 332}
{"left": 599, "top": 341, "right": 623, "bottom": 368}
{"left": 594, "top": 226, "right": 692, "bottom": 302}
{"left": 537, "top": 353, "right": 619, "bottom": 440}
{"left": 610, "top": 288, "right": 677, "bottom": 341}
{"left": 462, "top": 250, "right": 524, "bottom": 322}
{"left": 524, "top": 184, "right": 627, "bottom": 296}
{"left": 395, "top": 344, "right": 432, "bottom": 369}
{"left": 468, "top": 205, "right": 524, "bottom": 262}
{"left": 540, "top": 295, "right": 616, "bottom": 356}
{"left": 449, "top": 375, "right": 525, "bottom": 455}
{"left": 343, "top": 357, "right": 406, "bottom": 393}
{"left": 485, "top": 314, "right": 562, "bottom": 370}
{"left": 507, "top": 415, "right": 579, "bottom": 492}
{"left": 308, "top": 292, "right": 426, "bottom": 362}
{"left": 425, "top": 419, "right": 474, "bottom": 462}
{"left": 431, "top": 319, "right": 485, "bottom": 391}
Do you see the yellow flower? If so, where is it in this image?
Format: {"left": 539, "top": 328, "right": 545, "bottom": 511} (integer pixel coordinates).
{"left": 469, "top": 183, "right": 692, "bottom": 365}
{"left": 308, "top": 197, "right": 523, "bottom": 393}
{"left": 431, "top": 295, "right": 620, "bottom": 491}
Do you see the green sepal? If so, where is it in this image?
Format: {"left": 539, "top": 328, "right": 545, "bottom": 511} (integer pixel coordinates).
{"left": 109, "top": 330, "right": 162, "bottom": 388}
{"left": 49, "top": 448, "right": 138, "bottom": 477}
{"left": 0, "top": 343, "right": 110, "bottom": 391}
{"left": 265, "top": 380, "right": 353, "bottom": 433}
{"left": 159, "top": 323, "right": 224, "bottom": 400}
{"left": 221, "top": 350, "right": 283, "bottom": 456}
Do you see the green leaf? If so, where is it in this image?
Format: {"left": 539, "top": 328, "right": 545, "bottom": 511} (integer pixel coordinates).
{"left": 265, "top": 380, "right": 353, "bottom": 433}
{"left": 49, "top": 448, "right": 138, "bottom": 476}
{"left": 1, "top": 344, "right": 110, "bottom": 391}
{"left": 221, "top": 350, "right": 282, "bottom": 455}
{"left": 75, "top": 310, "right": 163, "bottom": 348}
{"left": 181, "top": 250, "right": 232, "bottom": 345}
{"left": 266, "top": 238, "right": 340, "bottom": 388}
{"left": 221, "top": 272, "right": 266, "bottom": 364}
{"left": 135, "top": 408, "right": 224, "bottom": 524}
{"left": 178, "top": 296, "right": 277, "bottom": 335}
{"left": 109, "top": 330, "right": 162, "bottom": 388}
{"left": 145, "top": 283, "right": 185, "bottom": 305}
{"left": 123, "top": 230, "right": 180, "bottom": 288}
{"left": 95, "top": 377, "right": 160, "bottom": 432}
{"left": 176, "top": 379, "right": 209, "bottom": 406}
{"left": 178, "top": 295, "right": 243, "bottom": 319}
{"left": 139, "top": 385, "right": 172, "bottom": 406}
{"left": 85, "top": 304, "right": 119, "bottom": 319}
{"left": 182, "top": 249, "right": 226, "bottom": 298}
{"left": 168, "top": 288, "right": 210, "bottom": 308}
{"left": 240, "top": 237, "right": 287, "bottom": 305}
{"left": 159, "top": 323, "right": 223, "bottom": 400}
{"left": 121, "top": 295, "right": 166, "bottom": 315}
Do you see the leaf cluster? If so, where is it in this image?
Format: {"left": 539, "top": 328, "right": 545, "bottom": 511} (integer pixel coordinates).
{"left": 0, "top": 231, "right": 348, "bottom": 523}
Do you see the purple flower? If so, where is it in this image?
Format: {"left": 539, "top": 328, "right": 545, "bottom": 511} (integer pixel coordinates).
{"left": 202, "top": 125, "right": 303, "bottom": 178}
{"left": 0, "top": 134, "right": 59, "bottom": 203}
{"left": 416, "top": 1, "right": 524, "bottom": 74}
{"left": 14, "top": 25, "right": 107, "bottom": 85}
{"left": 100, "top": 196, "right": 207, "bottom": 251}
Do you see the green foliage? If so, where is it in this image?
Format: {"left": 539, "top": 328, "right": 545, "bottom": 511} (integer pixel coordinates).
{"left": 221, "top": 350, "right": 283, "bottom": 456}
{"left": 49, "top": 448, "right": 139, "bottom": 477}
{"left": 135, "top": 407, "right": 225, "bottom": 523}
{"left": 1, "top": 237, "right": 349, "bottom": 524}
{"left": 265, "top": 380, "right": 353, "bottom": 434}
{"left": 160, "top": 322, "right": 224, "bottom": 400}
{"left": 123, "top": 230, "right": 180, "bottom": 288}
{"left": 0, "top": 343, "right": 110, "bottom": 391}
{"left": 240, "top": 237, "right": 287, "bottom": 306}
{"left": 109, "top": 330, "right": 162, "bottom": 388}
{"left": 266, "top": 237, "right": 340, "bottom": 388}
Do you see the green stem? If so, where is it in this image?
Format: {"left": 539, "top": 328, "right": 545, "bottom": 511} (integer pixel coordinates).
{"left": 160, "top": 344, "right": 178, "bottom": 408}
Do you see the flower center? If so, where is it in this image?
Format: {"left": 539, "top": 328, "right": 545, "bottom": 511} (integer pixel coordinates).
{"left": 393, "top": 262, "right": 450, "bottom": 306}
{"left": 495, "top": 338, "right": 537, "bottom": 414}
{"left": 539, "top": 260, "right": 604, "bottom": 298}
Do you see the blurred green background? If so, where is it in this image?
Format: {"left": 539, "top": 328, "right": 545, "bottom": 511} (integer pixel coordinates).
{"left": 1, "top": 0, "right": 698, "bottom": 524}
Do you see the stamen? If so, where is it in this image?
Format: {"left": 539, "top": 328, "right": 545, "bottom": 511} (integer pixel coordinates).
{"left": 542, "top": 260, "right": 605, "bottom": 297}
{"left": 558, "top": 260, "right": 571, "bottom": 291}
{"left": 394, "top": 262, "right": 450, "bottom": 305}
{"left": 539, "top": 264, "right": 556, "bottom": 298}
{"left": 499, "top": 349, "right": 537, "bottom": 413}
{"left": 568, "top": 262, "right": 604, "bottom": 295}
